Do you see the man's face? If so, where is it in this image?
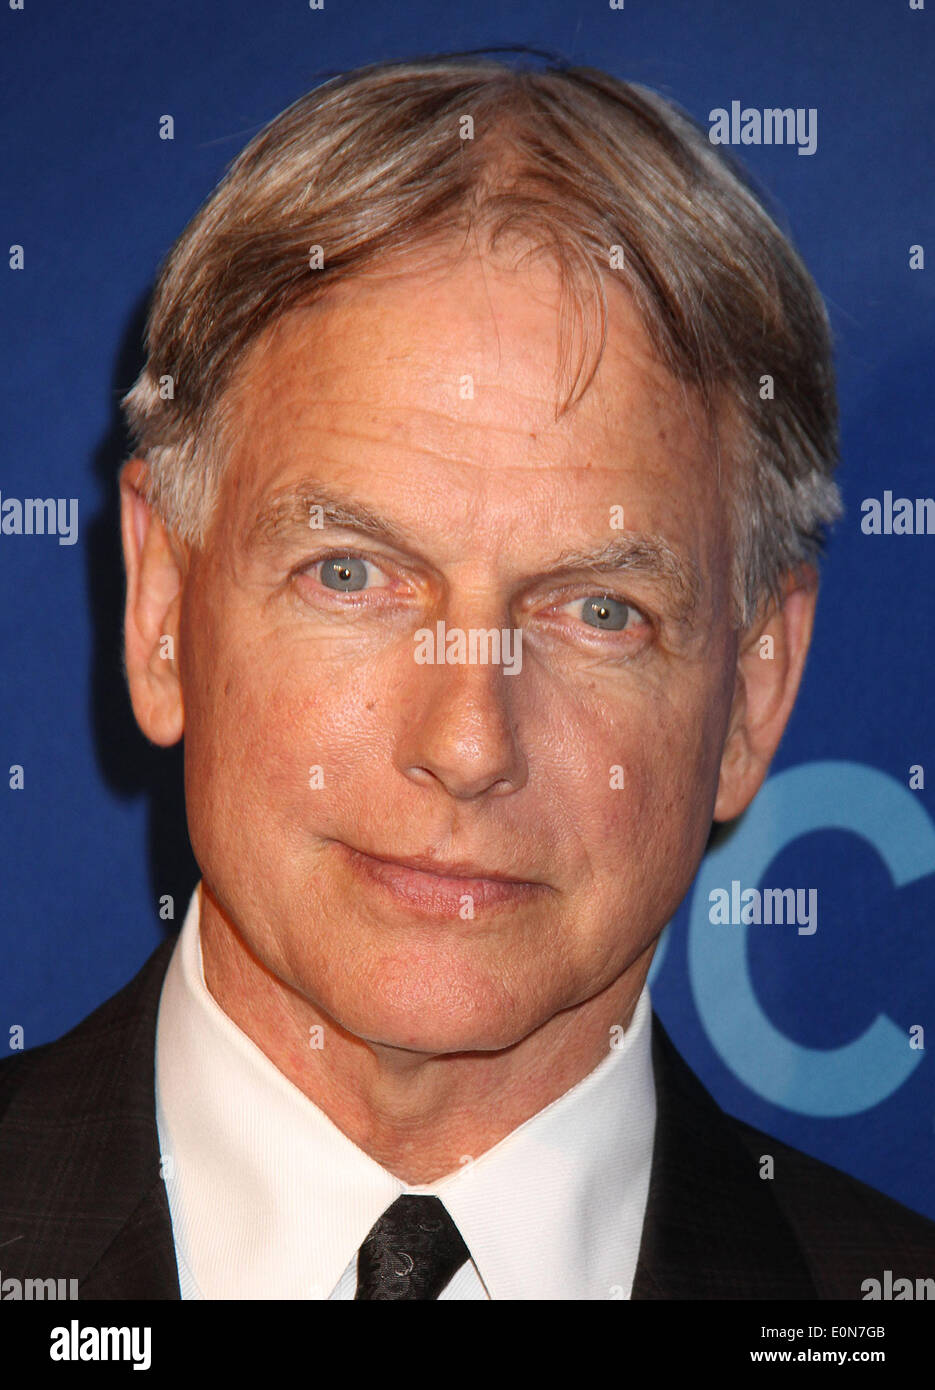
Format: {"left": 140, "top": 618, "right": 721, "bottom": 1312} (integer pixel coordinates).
{"left": 176, "top": 245, "right": 739, "bottom": 1053}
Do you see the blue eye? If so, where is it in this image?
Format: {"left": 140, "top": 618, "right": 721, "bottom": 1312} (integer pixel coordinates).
{"left": 318, "top": 555, "right": 370, "bottom": 592}
{"left": 577, "top": 595, "right": 633, "bottom": 631}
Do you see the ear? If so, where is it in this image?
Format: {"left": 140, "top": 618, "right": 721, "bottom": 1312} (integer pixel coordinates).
{"left": 713, "top": 567, "right": 818, "bottom": 822}
{"left": 119, "top": 459, "right": 186, "bottom": 746}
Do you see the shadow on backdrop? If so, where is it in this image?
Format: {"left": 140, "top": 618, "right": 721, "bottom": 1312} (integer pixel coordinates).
{"left": 86, "top": 289, "right": 199, "bottom": 935}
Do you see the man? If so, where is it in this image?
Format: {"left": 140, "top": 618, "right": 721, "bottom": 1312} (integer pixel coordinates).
{"left": 1, "top": 54, "right": 933, "bottom": 1301}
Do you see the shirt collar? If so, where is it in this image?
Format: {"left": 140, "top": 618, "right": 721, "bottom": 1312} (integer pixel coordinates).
{"left": 156, "top": 883, "right": 656, "bottom": 1299}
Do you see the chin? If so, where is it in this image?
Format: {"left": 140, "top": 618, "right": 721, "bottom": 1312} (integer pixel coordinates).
{"left": 329, "top": 972, "right": 541, "bottom": 1057}
{"left": 357, "top": 1016, "right": 529, "bottom": 1056}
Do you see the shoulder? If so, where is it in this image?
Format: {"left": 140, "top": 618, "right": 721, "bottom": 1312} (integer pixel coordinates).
{"left": 0, "top": 937, "right": 177, "bottom": 1282}
{"left": 0, "top": 936, "right": 175, "bottom": 1120}
{"left": 728, "top": 1113, "right": 935, "bottom": 1296}
{"left": 649, "top": 1013, "right": 935, "bottom": 1299}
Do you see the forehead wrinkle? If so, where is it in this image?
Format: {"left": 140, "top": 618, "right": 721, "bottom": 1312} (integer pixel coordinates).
{"left": 274, "top": 400, "right": 568, "bottom": 455}
{"left": 247, "top": 414, "right": 558, "bottom": 482}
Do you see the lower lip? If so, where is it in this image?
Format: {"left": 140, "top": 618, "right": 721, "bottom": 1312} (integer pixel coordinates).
{"left": 339, "top": 845, "right": 546, "bottom": 917}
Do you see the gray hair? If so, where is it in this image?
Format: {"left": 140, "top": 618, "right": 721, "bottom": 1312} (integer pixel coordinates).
{"left": 121, "top": 53, "right": 842, "bottom": 626}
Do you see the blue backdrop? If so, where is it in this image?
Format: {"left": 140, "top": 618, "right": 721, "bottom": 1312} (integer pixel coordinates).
{"left": 2, "top": 0, "right": 933, "bottom": 1221}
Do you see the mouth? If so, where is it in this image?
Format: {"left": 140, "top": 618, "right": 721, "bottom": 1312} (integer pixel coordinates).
{"left": 335, "top": 842, "right": 549, "bottom": 917}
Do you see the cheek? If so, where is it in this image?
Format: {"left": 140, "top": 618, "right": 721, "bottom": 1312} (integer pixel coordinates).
{"left": 180, "top": 615, "right": 393, "bottom": 860}
{"left": 571, "top": 678, "right": 724, "bottom": 900}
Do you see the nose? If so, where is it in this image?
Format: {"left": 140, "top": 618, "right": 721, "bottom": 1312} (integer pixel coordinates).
{"left": 394, "top": 625, "right": 528, "bottom": 800}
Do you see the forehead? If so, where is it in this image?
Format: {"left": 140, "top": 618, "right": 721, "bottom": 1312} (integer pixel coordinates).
{"left": 211, "top": 246, "right": 730, "bottom": 583}
{"left": 228, "top": 247, "right": 712, "bottom": 453}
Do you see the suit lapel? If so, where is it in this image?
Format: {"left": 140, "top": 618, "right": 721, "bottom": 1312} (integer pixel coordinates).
{"left": 631, "top": 1015, "right": 817, "bottom": 1299}
{"left": 79, "top": 1178, "right": 180, "bottom": 1299}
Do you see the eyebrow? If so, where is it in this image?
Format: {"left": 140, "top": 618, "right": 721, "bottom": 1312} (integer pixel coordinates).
{"left": 246, "top": 479, "right": 701, "bottom": 627}
{"left": 247, "top": 479, "right": 414, "bottom": 553}
{"left": 548, "top": 537, "right": 701, "bottom": 626}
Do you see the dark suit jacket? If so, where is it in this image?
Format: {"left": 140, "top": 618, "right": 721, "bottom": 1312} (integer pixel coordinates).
{"left": 1, "top": 937, "right": 933, "bottom": 1299}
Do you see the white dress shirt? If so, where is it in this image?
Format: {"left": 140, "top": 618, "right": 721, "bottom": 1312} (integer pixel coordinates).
{"left": 155, "top": 884, "right": 657, "bottom": 1300}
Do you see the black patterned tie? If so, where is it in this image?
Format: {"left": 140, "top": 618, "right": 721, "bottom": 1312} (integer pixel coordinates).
{"left": 355, "top": 1195, "right": 471, "bottom": 1300}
